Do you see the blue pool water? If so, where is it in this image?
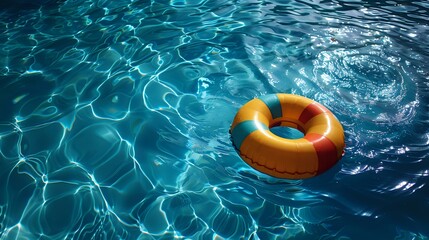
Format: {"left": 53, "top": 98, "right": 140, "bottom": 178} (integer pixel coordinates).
{"left": 1, "top": 0, "right": 428, "bottom": 239}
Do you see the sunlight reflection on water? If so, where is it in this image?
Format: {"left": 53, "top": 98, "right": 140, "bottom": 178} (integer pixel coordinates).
{"left": 0, "top": 0, "right": 429, "bottom": 239}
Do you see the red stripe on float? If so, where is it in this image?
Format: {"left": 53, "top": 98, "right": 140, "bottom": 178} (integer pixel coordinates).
{"left": 298, "top": 103, "right": 329, "bottom": 124}
{"left": 304, "top": 133, "right": 338, "bottom": 174}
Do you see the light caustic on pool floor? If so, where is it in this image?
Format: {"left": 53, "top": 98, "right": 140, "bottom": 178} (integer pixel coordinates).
{"left": 1, "top": 0, "right": 429, "bottom": 239}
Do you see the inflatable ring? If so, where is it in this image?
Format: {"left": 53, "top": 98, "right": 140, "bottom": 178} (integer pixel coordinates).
{"left": 230, "top": 94, "right": 345, "bottom": 179}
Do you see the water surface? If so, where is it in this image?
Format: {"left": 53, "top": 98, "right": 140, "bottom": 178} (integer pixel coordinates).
{"left": 0, "top": 0, "right": 428, "bottom": 239}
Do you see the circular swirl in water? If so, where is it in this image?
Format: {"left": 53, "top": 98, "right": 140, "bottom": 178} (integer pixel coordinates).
{"left": 340, "top": 54, "right": 403, "bottom": 101}
{"left": 313, "top": 49, "right": 417, "bottom": 125}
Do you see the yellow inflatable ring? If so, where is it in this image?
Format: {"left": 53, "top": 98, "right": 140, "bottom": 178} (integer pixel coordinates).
{"left": 230, "top": 94, "right": 345, "bottom": 179}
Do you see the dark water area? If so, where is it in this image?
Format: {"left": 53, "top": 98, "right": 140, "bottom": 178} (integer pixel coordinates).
{"left": 0, "top": 0, "right": 428, "bottom": 239}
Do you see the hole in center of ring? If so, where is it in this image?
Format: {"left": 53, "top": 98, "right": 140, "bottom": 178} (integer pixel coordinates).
{"left": 270, "top": 126, "right": 304, "bottom": 139}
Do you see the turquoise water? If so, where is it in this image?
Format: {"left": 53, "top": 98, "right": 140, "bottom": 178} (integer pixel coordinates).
{"left": 1, "top": 0, "right": 428, "bottom": 239}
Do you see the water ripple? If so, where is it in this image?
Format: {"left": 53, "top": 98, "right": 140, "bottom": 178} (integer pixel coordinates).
{"left": 313, "top": 48, "right": 418, "bottom": 125}
{"left": 1, "top": 0, "right": 429, "bottom": 239}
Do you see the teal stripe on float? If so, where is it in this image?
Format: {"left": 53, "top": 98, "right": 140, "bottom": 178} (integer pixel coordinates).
{"left": 259, "top": 94, "right": 282, "bottom": 119}
{"left": 231, "top": 120, "right": 268, "bottom": 149}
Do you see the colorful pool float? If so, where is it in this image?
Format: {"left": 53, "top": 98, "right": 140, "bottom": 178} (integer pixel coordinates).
{"left": 230, "top": 94, "right": 345, "bottom": 179}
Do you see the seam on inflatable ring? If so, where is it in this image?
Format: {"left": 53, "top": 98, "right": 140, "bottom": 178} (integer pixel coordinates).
{"left": 240, "top": 152, "right": 318, "bottom": 175}
{"left": 230, "top": 133, "right": 317, "bottom": 176}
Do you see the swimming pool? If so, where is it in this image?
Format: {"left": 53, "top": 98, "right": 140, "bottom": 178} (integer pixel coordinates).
{"left": 0, "top": 0, "right": 428, "bottom": 239}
